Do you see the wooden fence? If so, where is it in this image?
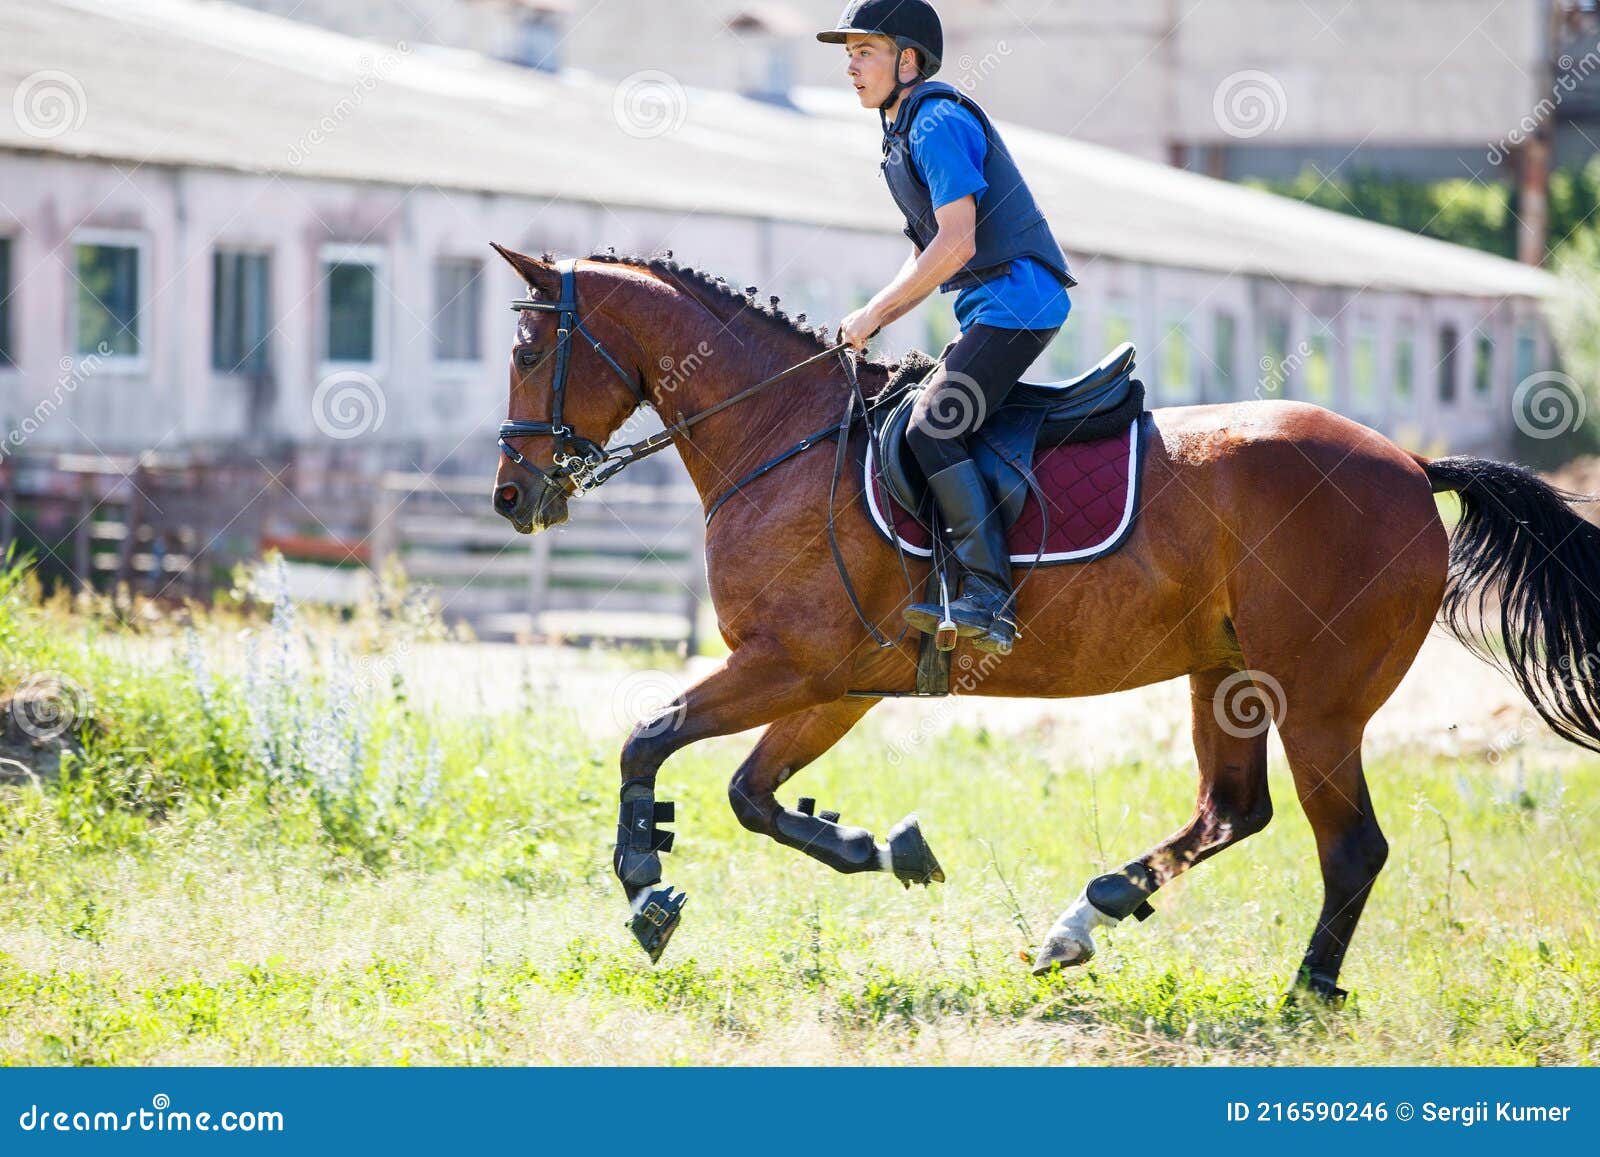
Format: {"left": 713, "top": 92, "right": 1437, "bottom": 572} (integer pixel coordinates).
{"left": 369, "top": 472, "right": 708, "bottom": 649}
{"left": 0, "top": 451, "right": 710, "bottom": 649}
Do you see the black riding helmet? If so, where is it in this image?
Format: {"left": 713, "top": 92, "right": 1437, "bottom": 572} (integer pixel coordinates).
{"left": 817, "top": 0, "right": 944, "bottom": 115}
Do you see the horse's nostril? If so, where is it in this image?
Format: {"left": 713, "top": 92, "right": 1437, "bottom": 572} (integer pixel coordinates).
{"left": 495, "top": 483, "right": 521, "bottom": 513}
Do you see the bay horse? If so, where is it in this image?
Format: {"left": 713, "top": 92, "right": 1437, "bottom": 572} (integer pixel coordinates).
{"left": 488, "top": 245, "right": 1600, "bottom": 1002}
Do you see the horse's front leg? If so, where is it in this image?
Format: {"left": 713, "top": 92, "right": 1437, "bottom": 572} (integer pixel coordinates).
{"left": 612, "top": 638, "right": 841, "bottom": 962}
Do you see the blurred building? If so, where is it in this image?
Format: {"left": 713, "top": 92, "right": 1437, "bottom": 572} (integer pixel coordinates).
{"left": 0, "top": 0, "right": 1560, "bottom": 477}
{"left": 239, "top": 0, "right": 1600, "bottom": 267}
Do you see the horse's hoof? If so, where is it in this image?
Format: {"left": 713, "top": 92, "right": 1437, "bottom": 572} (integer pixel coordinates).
{"left": 1030, "top": 934, "right": 1095, "bottom": 976}
{"left": 886, "top": 815, "right": 945, "bottom": 887}
{"left": 627, "top": 885, "right": 687, "bottom": 964}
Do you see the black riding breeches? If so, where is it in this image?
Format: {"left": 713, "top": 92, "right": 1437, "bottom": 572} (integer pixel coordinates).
{"left": 905, "top": 322, "right": 1061, "bottom": 478}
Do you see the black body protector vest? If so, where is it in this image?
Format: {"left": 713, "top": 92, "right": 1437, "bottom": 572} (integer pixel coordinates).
{"left": 881, "top": 80, "right": 1077, "bottom": 295}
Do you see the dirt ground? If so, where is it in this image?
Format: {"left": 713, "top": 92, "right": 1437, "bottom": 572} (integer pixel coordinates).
{"left": 389, "top": 624, "right": 1551, "bottom": 770}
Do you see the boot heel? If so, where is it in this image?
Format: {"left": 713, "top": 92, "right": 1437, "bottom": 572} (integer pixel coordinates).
{"left": 970, "top": 614, "right": 1016, "bottom": 656}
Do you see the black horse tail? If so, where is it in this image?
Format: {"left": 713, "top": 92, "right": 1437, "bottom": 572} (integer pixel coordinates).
{"left": 1422, "top": 455, "right": 1600, "bottom": 753}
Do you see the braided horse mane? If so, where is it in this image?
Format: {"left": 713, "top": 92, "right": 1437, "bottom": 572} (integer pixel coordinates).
{"left": 559, "top": 248, "right": 923, "bottom": 400}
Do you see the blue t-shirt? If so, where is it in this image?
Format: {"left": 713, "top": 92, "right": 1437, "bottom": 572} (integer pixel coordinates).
{"left": 907, "top": 102, "right": 1072, "bottom": 332}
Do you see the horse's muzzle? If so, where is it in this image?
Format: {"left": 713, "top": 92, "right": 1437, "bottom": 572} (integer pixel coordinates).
{"left": 493, "top": 478, "right": 569, "bottom": 533}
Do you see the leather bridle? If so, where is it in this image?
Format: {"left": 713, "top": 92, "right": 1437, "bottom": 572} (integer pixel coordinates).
{"left": 498, "top": 258, "right": 651, "bottom": 497}
{"left": 496, "top": 257, "right": 855, "bottom": 497}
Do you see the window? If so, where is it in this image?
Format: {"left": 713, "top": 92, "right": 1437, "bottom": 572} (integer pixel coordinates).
{"left": 1350, "top": 323, "right": 1378, "bottom": 414}
{"left": 212, "top": 250, "right": 272, "bottom": 374}
{"left": 433, "top": 258, "right": 483, "bottom": 363}
{"left": 729, "top": 12, "right": 796, "bottom": 101}
{"left": 1047, "top": 320, "right": 1081, "bottom": 381}
{"left": 1437, "top": 323, "right": 1459, "bottom": 404}
{"left": 1514, "top": 323, "right": 1537, "bottom": 388}
{"left": 73, "top": 232, "right": 144, "bottom": 360}
{"left": 1160, "top": 315, "right": 1196, "bottom": 402}
{"left": 511, "top": 10, "right": 563, "bottom": 71}
{"left": 1303, "top": 333, "right": 1332, "bottom": 405}
{"left": 1394, "top": 329, "right": 1416, "bottom": 406}
{"left": 0, "top": 236, "right": 13, "bottom": 367}
{"left": 925, "top": 304, "right": 956, "bottom": 358}
{"left": 321, "top": 246, "right": 381, "bottom": 365}
{"left": 1260, "top": 315, "right": 1290, "bottom": 397}
{"left": 1103, "top": 299, "right": 1134, "bottom": 350}
{"left": 1473, "top": 332, "right": 1494, "bottom": 398}
{"left": 1212, "top": 311, "right": 1237, "bottom": 400}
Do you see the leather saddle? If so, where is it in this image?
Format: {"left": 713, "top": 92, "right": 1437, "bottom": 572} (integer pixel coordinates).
{"left": 872, "top": 342, "right": 1144, "bottom": 526}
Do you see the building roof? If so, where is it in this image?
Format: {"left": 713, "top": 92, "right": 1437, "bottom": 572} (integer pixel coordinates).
{"left": 1, "top": 0, "right": 1557, "bottom": 299}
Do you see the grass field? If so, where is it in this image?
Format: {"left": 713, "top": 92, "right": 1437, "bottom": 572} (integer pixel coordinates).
{"left": 1, "top": 558, "right": 1597, "bottom": 1066}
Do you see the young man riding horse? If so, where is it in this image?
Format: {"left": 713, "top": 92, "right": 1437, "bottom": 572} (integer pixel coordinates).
{"left": 826, "top": 0, "right": 1076, "bottom": 657}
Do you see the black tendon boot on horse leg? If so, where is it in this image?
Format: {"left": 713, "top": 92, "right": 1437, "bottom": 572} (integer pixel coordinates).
{"left": 902, "top": 459, "right": 1017, "bottom": 655}
{"left": 767, "top": 799, "right": 945, "bottom": 886}
{"left": 614, "top": 777, "right": 686, "bottom": 963}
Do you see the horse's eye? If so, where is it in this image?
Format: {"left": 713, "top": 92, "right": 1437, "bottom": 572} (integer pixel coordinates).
{"left": 517, "top": 348, "right": 542, "bottom": 369}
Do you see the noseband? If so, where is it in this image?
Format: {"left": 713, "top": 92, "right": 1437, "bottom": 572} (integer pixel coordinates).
{"left": 498, "top": 258, "right": 650, "bottom": 495}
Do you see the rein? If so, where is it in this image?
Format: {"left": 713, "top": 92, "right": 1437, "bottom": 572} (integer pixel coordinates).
{"left": 496, "top": 258, "right": 915, "bottom": 648}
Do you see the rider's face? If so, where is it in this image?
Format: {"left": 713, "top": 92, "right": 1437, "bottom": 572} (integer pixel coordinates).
{"left": 844, "top": 33, "right": 909, "bottom": 108}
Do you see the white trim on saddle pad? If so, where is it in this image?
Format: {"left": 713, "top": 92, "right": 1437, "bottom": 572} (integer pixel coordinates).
{"left": 863, "top": 417, "right": 1142, "bottom": 565}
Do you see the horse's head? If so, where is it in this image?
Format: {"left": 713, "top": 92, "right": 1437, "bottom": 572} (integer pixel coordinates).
{"left": 489, "top": 245, "right": 648, "bottom": 533}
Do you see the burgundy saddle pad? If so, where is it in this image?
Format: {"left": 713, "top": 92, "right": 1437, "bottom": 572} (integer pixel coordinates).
{"left": 864, "top": 417, "right": 1144, "bottom": 565}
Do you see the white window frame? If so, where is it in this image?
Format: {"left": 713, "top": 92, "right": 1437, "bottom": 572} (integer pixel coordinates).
{"left": 318, "top": 242, "right": 386, "bottom": 377}
{"left": 69, "top": 226, "right": 150, "bottom": 371}
{"left": 431, "top": 253, "right": 487, "bottom": 374}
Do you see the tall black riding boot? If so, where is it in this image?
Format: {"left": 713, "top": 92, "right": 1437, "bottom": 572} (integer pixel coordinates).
{"left": 902, "top": 459, "right": 1017, "bottom": 655}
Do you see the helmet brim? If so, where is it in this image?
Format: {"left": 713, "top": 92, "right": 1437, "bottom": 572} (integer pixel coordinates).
{"left": 816, "top": 27, "right": 879, "bottom": 43}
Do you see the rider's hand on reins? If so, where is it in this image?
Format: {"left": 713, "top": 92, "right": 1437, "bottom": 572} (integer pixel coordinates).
{"left": 838, "top": 305, "right": 882, "bottom": 353}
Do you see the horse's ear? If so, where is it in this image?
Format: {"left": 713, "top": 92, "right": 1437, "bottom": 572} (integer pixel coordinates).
{"left": 490, "top": 242, "right": 560, "bottom": 296}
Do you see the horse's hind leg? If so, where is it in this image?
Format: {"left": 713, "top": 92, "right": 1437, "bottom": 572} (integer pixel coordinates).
{"left": 728, "top": 698, "right": 945, "bottom": 887}
{"left": 1032, "top": 667, "right": 1272, "bottom": 974}
{"left": 1276, "top": 714, "right": 1386, "bottom": 1005}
